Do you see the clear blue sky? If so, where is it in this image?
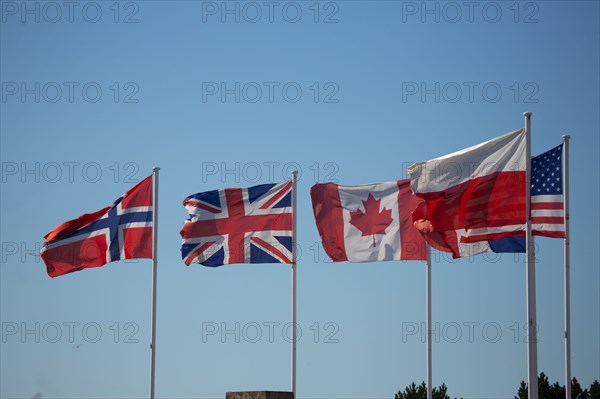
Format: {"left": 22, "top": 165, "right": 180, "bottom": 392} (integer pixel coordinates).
{"left": 1, "top": 1, "right": 598, "bottom": 398}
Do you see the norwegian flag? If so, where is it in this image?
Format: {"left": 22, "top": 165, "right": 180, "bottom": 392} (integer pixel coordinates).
{"left": 180, "top": 181, "right": 294, "bottom": 266}
{"left": 40, "top": 176, "right": 153, "bottom": 277}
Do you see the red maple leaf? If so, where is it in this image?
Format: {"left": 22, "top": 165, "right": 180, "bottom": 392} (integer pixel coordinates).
{"left": 349, "top": 194, "right": 393, "bottom": 247}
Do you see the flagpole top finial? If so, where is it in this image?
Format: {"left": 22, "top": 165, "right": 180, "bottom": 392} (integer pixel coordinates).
{"left": 291, "top": 170, "right": 298, "bottom": 177}
{"left": 152, "top": 166, "right": 160, "bottom": 172}
{"left": 523, "top": 111, "right": 532, "bottom": 118}
{"left": 562, "top": 134, "right": 571, "bottom": 140}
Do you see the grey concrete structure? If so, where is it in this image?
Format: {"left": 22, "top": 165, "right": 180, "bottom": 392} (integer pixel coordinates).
{"left": 226, "top": 392, "right": 294, "bottom": 399}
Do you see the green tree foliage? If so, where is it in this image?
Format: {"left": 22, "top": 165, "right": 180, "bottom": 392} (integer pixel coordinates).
{"left": 516, "top": 381, "right": 528, "bottom": 399}
{"left": 395, "top": 382, "right": 422, "bottom": 399}
{"left": 590, "top": 380, "right": 600, "bottom": 399}
{"left": 514, "top": 374, "right": 597, "bottom": 399}
{"left": 394, "top": 381, "right": 452, "bottom": 399}
{"left": 573, "top": 378, "right": 584, "bottom": 398}
{"left": 395, "top": 374, "right": 598, "bottom": 399}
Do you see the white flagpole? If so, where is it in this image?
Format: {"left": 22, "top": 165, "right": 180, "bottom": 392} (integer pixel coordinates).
{"left": 291, "top": 171, "right": 298, "bottom": 398}
{"left": 426, "top": 245, "right": 432, "bottom": 399}
{"left": 524, "top": 112, "right": 538, "bottom": 399}
{"left": 562, "top": 135, "right": 571, "bottom": 399}
{"left": 150, "top": 166, "right": 160, "bottom": 399}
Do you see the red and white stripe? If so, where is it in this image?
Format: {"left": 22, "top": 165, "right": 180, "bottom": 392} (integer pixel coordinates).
{"left": 531, "top": 195, "right": 565, "bottom": 238}
{"left": 408, "top": 129, "right": 527, "bottom": 243}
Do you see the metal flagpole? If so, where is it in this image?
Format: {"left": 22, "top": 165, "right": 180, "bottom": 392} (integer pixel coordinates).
{"left": 524, "top": 112, "right": 538, "bottom": 399}
{"left": 426, "top": 245, "right": 432, "bottom": 399}
{"left": 150, "top": 166, "right": 160, "bottom": 399}
{"left": 562, "top": 135, "right": 571, "bottom": 399}
{"left": 291, "top": 171, "right": 298, "bottom": 398}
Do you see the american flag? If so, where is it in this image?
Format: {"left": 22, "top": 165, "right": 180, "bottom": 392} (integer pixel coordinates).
{"left": 180, "top": 181, "right": 294, "bottom": 266}
{"left": 531, "top": 144, "right": 566, "bottom": 238}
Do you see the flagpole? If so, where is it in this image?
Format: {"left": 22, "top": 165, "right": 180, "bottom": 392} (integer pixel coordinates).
{"left": 291, "top": 170, "right": 298, "bottom": 398}
{"left": 150, "top": 166, "right": 159, "bottom": 399}
{"left": 426, "top": 245, "right": 432, "bottom": 399}
{"left": 524, "top": 112, "right": 538, "bottom": 399}
{"left": 562, "top": 135, "right": 571, "bottom": 399}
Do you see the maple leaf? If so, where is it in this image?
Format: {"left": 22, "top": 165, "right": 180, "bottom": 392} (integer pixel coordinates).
{"left": 349, "top": 194, "right": 393, "bottom": 247}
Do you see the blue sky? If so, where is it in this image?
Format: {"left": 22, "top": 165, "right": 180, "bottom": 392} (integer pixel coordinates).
{"left": 1, "top": 1, "right": 599, "bottom": 398}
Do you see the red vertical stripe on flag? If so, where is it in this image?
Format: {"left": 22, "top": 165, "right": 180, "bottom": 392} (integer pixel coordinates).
{"left": 310, "top": 183, "right": 348, "bottom": 262}
{"left": 397, "top": 180, "right": 427, "bottom": 260}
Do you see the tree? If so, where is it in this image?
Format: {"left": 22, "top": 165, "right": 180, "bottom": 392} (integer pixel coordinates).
{"left": 395, "top": 382, "right": 423, "bottom": 399}
{"left": 573, "top": 378, "right": 584, "bottom": 399}
{"left": 590, "top": 380, "right": 600, "bottom": 399}
{"left": 396, "top": 374, "right": 599, "bottom": 399}
{"left": 395, "top": 382, "right": 452, "bottom": 399}
{"left": 516, "top": 380, "right": 528, "bottom": 399}
{"left": 515, "top": 375, "right": 597, "bottom": 399}
{"left": 538, "top": 372, "right": 552, "bottom": 399}
{"left": 432, "top": 383, "right": 451, "bottom": 399}
{"left": 551, "top": 382, "right": 565, "bottom": 399}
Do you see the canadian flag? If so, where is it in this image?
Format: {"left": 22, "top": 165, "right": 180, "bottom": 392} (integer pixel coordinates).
{"left": 310, "top": 180, "right": 427, "bottom": 262}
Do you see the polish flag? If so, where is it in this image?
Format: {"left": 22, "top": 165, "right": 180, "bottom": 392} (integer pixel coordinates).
{"left": 411, "top": 200, "right": 525, "bottom": 259}
{"left": 408, "top": 129, "right": 527, "bottom": 246}
{"left": 310, "top": 180, "right": 427, "bottom": 262}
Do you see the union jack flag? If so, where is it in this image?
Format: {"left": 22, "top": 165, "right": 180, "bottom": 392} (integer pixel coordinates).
{"left": 40, "top": 176, "right": 153, "bottom": 278}
{"left": 180, "top": 181, "right": 294, "bottom": 266}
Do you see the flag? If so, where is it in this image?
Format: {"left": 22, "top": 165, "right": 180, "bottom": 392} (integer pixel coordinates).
{"left": 412, "top": 200, "right": 525, "bottom": 258}
{"left": 408, "top": 129, "right": 527, "bottom": 247}
{"left": 411, "top": 142, "right": 565, "bottom": 258}
{"left": 180, "top": 181, "right": 293, "bottom": 266}
{"left": 40, "top": 176, "right": 153, "bottom": 278}
{"left": 530, "top": 144, "right": 566, "bottom": 238}
{"left": 310, "top": 180, "right": 427, "bottom": 262}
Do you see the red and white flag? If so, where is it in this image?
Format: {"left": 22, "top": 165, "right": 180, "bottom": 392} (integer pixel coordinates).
{"left": 530, "top": 143, "right": 566, "bottom": 238}
{"left": 310, "top": 180, "right": 426, "bottom": 262}
{"left": 408, "top": 129, "right": 527, "bottom": 244}
{"left": 40, "top": 176, "right": 153, "bottom": 277}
